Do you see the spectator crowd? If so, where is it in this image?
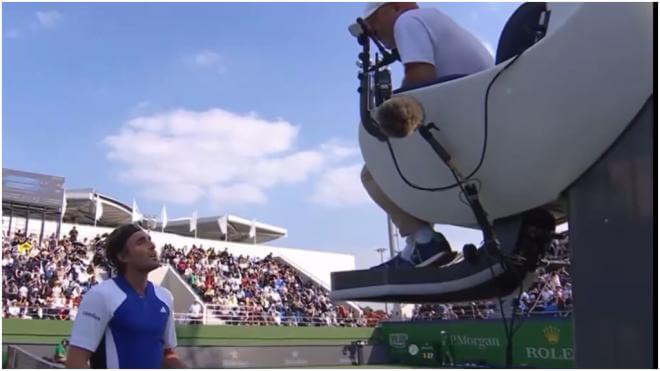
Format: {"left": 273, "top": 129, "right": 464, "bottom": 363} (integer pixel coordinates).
{"left": 2, "top": 227, "right": 111, "bottom": 321}
{"left": 3, "top": 225, "right": 572, "bottom": 326}
{"left": 160, "top": 244, "right": 362, "bottom": 326}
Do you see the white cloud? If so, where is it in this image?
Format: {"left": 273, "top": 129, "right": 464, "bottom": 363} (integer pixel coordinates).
{"left": 104, "top": 107, "right": 362, "bottom": 207}
{"left": 209, "top": 184, "right": 267, "bottom": 205}
{"left": 139, "top": 183, "right": 205, "bottom": 205}
{"left": 35, "top": 11, "right": 63, "bottom": 29}
{"left": 319, "top": 140, "right": 360, "bottom": 161}
{"left": 309, "top": 140, "right": 372, "bottom": 208}
{"left": 6, "top": 10, "right": 63, "bottom": 38}
{"left": 104, "top": 106, "right": 372, "bottom": 209}
{"left": 309, "top": 163, "right": 370, "bottom": 208}
{"left": 252, "top": 151, "right": 324, "bottom": 188}
{"left": 190, "top": 50, "right": 226, "bottom": 73}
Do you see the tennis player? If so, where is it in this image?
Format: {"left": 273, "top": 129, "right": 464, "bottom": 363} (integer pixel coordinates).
{"left": 66, "top": 224, "right": 187, "bottom": 368}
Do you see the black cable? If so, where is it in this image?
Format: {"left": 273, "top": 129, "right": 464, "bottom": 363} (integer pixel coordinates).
{"left": 468, "top": 52, "right": 524, "bottom": 181}
{"left": 487, "top": 235, "right": 543, "bottom": 368}
{"left": 385, "top": 137, "right": 464, "bottom": 191}
{"left": 510, "top": 276, "right": 526, "bottom": 336}
{"left": 487, "top": 255, "right": 523, "bottom": 368}
{"left": 504, "top": 267, "right": 527, "bottom": 367}
{"left": 384, "top": 52, "right": 524, "bottom": 192}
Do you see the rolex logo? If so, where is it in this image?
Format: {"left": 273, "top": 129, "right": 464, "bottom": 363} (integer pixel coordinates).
{"left": 543, "top": 326, "right": 560, "bottom": 345}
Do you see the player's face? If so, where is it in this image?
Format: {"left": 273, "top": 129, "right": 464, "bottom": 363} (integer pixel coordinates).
{"left": 122, "top": 230, "right": 160, "bottom": 273}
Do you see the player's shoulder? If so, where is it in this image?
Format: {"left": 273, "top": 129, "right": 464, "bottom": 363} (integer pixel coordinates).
{"left": 84, "top": 278, "right": 123, "bottom": 300}
{"left": 79, "top": 278, "right": 127, "bottom": 315}
{"left": 152, "top": 283, "right": 174, "bottom": 304}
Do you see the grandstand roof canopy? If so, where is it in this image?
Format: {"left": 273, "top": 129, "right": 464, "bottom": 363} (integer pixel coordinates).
{"left": 63, "top": 188, "right": 287, "bottom": 243}
{"left": 160, "top": 215, "right": 287, "bottom": 244}
{"left": 64, "top": 188, "right": 133, "bottom": 226}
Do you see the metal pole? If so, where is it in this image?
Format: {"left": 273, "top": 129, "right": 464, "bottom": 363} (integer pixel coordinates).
{"left": 386, "top": 216, "right": 397, "bottom": 258}
{"left": 94, "top": 197, "right": 98, "bottom": 228}
{"left": 8, "top": 204, "right": 13, "bottom": 236}
{"left": 376, "top": 248, "right": 385, "bottom": 262}
{"left": 25, "top": 205, "right": 30, "bottom": 234}
{"left": 56, "top": 206, "right": 63, "bottom": 240}
{"left": 56, "top": 217, "right": 62, "bottom": 240}
{"left": 376, "top": 247, "right": 388, "bottom": 314}
{"left": 387, "top": 216, "right": 402, "bottom": 319}
{"left": 57, "top": 193, "right": 65, "bottom": 240}
{"left": 39, "top": 210, "right": 45, "bottom": 246}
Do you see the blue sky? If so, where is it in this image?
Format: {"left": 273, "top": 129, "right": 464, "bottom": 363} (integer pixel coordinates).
{"left": 3, "top": 2, "right": 521, "bottom": 269}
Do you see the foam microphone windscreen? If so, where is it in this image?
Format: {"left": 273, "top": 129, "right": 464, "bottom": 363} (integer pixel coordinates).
{"left": 374, "top": 95, "right": 425, "bottom": 138}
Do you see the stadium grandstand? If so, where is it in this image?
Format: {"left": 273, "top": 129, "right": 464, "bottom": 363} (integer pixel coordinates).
{"left": 2, "top": 168, "right": 573, "bottom": 326}
{"left": 2, "top": 167, "right": 576, "bottom": 369}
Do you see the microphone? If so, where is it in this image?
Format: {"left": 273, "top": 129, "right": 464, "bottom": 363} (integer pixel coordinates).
{"left": 349, "top": 19, "right": 399, "bottom": 68}
{"left": 373, "top": 95, "right": 425, "bottom": 138}
{"left": 348, "top": 22, "right": 364, "bottom": 38}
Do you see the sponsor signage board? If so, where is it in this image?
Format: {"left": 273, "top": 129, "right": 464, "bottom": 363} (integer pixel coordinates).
{"left": 2, "top": 168, "right": 65, "bottom": 209}
{"left": 376, "top": 318, "right": 574, "bottom": 368}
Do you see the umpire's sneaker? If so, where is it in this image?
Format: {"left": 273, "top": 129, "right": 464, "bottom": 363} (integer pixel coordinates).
{"left": 370, "top": 232, "right": 453, "bottom": 270}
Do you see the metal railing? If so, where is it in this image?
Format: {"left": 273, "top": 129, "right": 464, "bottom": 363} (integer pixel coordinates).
{"left": 3, "top": 306, "right": 77, "bottom": 321}
{"left": 411, "top": 308, "right": 572, "bottom": 321}
{"left": 202, "top": 304, "right": 366, "bottom": 327}
{"left": 2, "top": 306, "right": 370, "bottom": 327}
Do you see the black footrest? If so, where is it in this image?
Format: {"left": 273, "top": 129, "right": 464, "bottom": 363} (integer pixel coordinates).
{"left": 330, "top": 257, "right": 525, "bottom": 303}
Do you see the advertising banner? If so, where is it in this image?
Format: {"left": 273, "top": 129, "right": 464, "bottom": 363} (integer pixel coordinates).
{"left": 377, "top": 317, "right": 573, "bottom": 368}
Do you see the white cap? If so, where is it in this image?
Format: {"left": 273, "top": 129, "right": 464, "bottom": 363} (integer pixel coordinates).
{"left": 361, "top": 2, "right": 386, "bottom": 20}
{"left": 348, "top": 3, "right": 387, "bottom": 37}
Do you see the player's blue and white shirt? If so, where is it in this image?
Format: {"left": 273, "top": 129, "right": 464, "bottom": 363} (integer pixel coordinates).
{"left": 69, "top": 276, "right": 177, "bottom": 368}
